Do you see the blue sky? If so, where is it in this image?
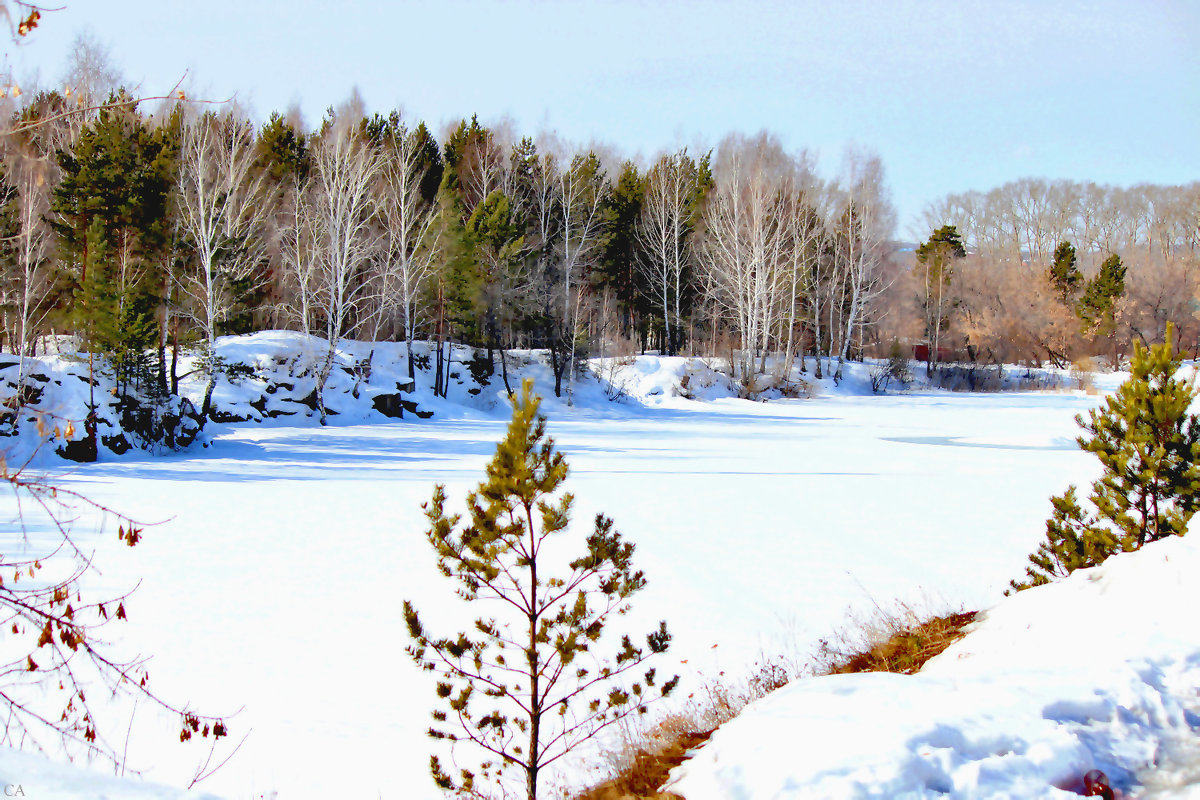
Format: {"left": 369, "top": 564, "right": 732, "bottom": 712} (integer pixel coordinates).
{"left": 9, "top": 0, "right": 1199, "bottom": 237}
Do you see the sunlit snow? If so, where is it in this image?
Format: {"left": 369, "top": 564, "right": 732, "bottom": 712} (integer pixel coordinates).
{"left": 4, "top": 332, "right": 1195, "bottom": 798}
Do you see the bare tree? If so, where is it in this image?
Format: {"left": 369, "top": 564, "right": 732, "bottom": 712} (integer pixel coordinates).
{"left": 552, "top": 151, "right": 608, "bottom": 399}
{"left": 0, "top": 458, "right": 230, "bottom": 774}
{"left": 376, "top": 118, "right": 441, "bottom": 379}
{"left": 635, "top": 149, "right": 701, "bottom": 356}
{"left": 307, "top": 113, "right": 383, "bottom": 421}
{"left": 698, "top": 133, "right": 793, "bottom": 379}
{"left": 0, "top": 112, "right": 62, "bottom": 403}
{"left": 827, "top": 148, "right": 895, "bottom": 377}
{"left": 59, "top": 29, "right": 123, "bottom": 113}
{"left": 273, "top": 179, "right": 319, "bottom": 335}
{"left": 174, "top": 107, "right": 270, "bottom": 422}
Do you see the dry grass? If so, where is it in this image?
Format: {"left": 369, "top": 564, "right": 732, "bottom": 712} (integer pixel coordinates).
{"left": 812, "top": 608, "right": 978, "bottom": 676}
{"left": 572, "top": 602, "right": 977, "bottom": 800}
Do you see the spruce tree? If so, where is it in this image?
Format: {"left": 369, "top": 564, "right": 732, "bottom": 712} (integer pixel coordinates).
{"left": 405, "top": 379, "right": 676, "bottom": 800}
{"left": 1013, "top": 325, "right": 1200, "bottom": 589}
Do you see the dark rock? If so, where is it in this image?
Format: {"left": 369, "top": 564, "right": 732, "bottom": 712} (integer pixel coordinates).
{"left": 58, "top": 428, "right": 97, "bottom": 463}
{"left": 27, "top": 373, "right": 50, "bottom": 383}
{"left": 296, "top": 388, "right": 319, "bottom": 410}
{"left": 16, "top": 384, "right": 43, "bottom": 406}
{"left": 102, "top": 433, "right": 131, "bottom": 455}
{"left": 265, "top": 408, "right": 297, "bottom": 418}
{"left": 250, "top": 395, "right": 268, "bottom": 414}
{"left": 372, "top": 393, "right": 405, "bottom": 418}
{"left": 209, "top": 407, "right": 249, "bottom": 424}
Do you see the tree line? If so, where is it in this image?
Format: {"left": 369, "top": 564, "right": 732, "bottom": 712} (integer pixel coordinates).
{"left": 902, "top": 178, "right": 1200, "bottom": 371}
{"left": 3, "top": 47, "right": 1199, "bottom": 422}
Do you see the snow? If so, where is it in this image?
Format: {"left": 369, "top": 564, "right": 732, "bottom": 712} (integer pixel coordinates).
{"left": 667, "top": 534, "right": 1200, "bottom": 798}
{"left": 2, "top": 332, "right": 1194, "bottom": 798}
{"left": 0, "top": 747, "right": 224, "bottom": 800}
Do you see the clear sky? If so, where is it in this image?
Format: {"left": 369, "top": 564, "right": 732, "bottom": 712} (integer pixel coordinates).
{"left": 7, "top": 0, "right": 1199, "bottom": 237}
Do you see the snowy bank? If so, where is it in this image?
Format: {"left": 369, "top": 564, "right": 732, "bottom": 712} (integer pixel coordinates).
{"left": 0, "top": 746, "right": 222, "bottom": 799}
{"left": 666, "top": 534, "right": 1200, "bottom": 799}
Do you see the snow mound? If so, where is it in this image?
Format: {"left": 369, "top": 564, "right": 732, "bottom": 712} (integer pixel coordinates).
{"left": 600, "top": 356, "right": 738, "bottom": 404}
{"left": 0, "top": 355, "right": 206, "bottom": 465}
{"left": 667, "top": 535, "right": 1200, "bottom": 799}
{"left": 0, "top": 745, "right": 224, "bottom": 799}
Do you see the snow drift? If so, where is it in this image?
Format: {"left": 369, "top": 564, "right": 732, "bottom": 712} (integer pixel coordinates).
{"left": 666, "top": 534, "right": 1200, "bottom": 799}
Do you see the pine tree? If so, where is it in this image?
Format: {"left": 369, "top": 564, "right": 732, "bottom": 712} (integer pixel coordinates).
{"left": 915, "top": 225, "right": 965, "bottom": 373}
{"left": 1048, "top": 240, "right": 1082, "bottom": 304}
{"left": 1077, "top": 253, "right": 1126, "bottom": 335}
{"left": 404, "top": 379, "right": 676, "bottom": 800}
{"left": 256, "top": 111, "right": 310, "bottom": 184}
{"left": 1013, "top": 325, "right": 1200, "bottom": 589}
{"left": 596, "top": 160, "right": 646, "bottom": 339}
{"left": 52, "top": 94, "right": 173, "bottom": 393}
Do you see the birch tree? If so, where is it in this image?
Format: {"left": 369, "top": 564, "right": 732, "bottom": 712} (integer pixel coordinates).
{"left": 174, "top": 108, "right": 270, "bottom": 421}
{"left": 376, "top": 117, "right": 441, "bottom": 379}
{"left": 635, "top": 149, "right": 701, "bottom": 356}
{"left": 1, "top": 116, "right": 61, "bottom": 402}
{"left": 698, "top": 133, "right": 791, "bottom": 378}
{"left": 552, "top": 151, "right": 608, "bottom": 399}
{"left": 827, "top": 149, "right": 895, "bottom": 377}
{"left": 307, "top": 114, "right": 383, "bottom": 422}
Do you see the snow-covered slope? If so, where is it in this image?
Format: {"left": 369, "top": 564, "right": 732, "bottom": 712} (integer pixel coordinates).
{"left": 2, "top": 330, "right": 1096, "bottom": 467}
{"left": 0, "top": 746, "right": 223, "bottom": 800}
{"left": 666, "top": 534, "right": 1200, "bottom": 799}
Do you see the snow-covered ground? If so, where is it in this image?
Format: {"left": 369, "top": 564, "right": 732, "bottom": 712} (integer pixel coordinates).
{"left": 5, "top": 332, "right": 1194, "bottom": 798}
{"left": 666, "top": 534, "right": 1200, "bottom": 798}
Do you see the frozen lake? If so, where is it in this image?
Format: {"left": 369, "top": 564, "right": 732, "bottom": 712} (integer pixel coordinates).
{"left": 4, "top": 388, "right": 1106, "bottom": 797}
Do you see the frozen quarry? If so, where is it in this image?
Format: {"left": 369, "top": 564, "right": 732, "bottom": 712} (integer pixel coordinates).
{"left": 0, "top": 332, "right": 1197, "bottom": 798}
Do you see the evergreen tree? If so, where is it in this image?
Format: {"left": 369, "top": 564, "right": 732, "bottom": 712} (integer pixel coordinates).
{"left": 1013, "top": 326, "right": 1200, "bottom": 589}
{"left": 52, "top": 93, "right": 174, "bottom": 392}
{"left": 1048, "top": 240, "right": 1081, "bottom": 304}
{"left": 256, "top": 111, "right": 310, "bottom": 184}
{"left": 596, "top": 160, "right": 646, "bottom": 339}
{"left": 466, "top": 188, "right": 529, "bottom": 389}
{"left": 404, "top": 380, "right": 676, "bottom": 800}
{"left": 1078, "top": 253, "right": 1126, "bottom": 335}
{"left": 914, "top": 224, "right": 964, "bottom": 372}
{"left": 410, "top": 121, "right": 444, "bottom": 205}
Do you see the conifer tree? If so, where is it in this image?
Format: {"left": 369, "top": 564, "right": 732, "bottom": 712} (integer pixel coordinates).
{"left": 404, "top": 379, "right": 676, "bottom": 800}
{"left": 1077, "top": 253, "right": 1126, "bottom": 336}
{"left": 915, "top": 224, "right": 964, "bottom": 374}
{"left": 52, "top": 94, "right": 174, "bottom": 393}
{"left": 1048, "top": 240, "right": 1082, "bottom": 304}
{"left": 1013, "top": 325, "right": 1200, "bottom": 589}
{"left": 596, "top": 160, "right": 646, "bottom": 340}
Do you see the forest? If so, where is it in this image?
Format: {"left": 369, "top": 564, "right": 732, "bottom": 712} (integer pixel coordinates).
{"left": 2, "top": 38, "right": 1199, "bottom": 426}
